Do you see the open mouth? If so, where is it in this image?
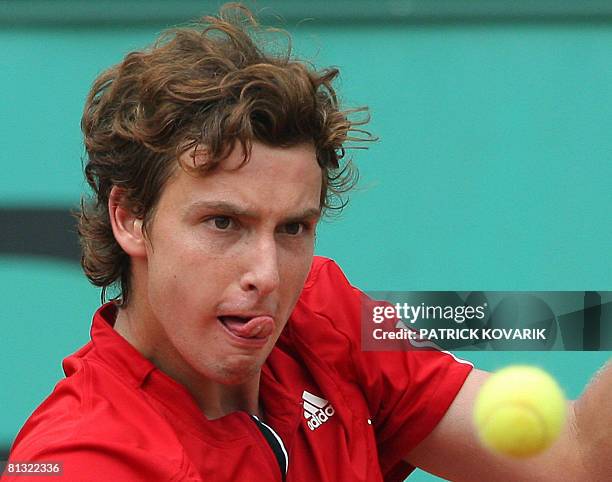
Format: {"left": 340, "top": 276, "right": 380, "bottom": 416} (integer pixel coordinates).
{"left": 218, "top": 315, "right": 274, "bottom": 340}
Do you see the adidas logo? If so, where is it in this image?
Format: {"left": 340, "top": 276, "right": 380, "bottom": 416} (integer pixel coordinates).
{"left": 302, "top": 390, "right": 335, "bottom": 431}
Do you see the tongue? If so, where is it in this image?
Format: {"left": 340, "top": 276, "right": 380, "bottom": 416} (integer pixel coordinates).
{"left": 222, "top": 316, "right": 274, "bottom": 339}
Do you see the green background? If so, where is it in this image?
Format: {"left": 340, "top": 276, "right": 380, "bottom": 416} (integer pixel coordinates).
{"left": 1, "top": 2, "right": 611, "bottom": 480}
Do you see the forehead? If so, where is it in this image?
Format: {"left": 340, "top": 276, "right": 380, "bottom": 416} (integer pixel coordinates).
{"left": 160, "top": 142, "right": 323, "bottom": 216}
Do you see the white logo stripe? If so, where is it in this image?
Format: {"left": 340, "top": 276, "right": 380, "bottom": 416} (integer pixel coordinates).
{"left": 302, "top": 390, "right": 327, "bottom": 408}
{"left": 303, "top": 400, "right": 321, "bottom": 416}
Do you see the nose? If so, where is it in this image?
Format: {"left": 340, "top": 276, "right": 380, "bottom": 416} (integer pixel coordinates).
{"left": 239, "top": 235, "right": 280, "bottom": 296}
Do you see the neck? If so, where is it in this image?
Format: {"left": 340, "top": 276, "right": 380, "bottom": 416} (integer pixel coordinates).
{"left": 114, "top": 303, "right": 263, "bottom": 420}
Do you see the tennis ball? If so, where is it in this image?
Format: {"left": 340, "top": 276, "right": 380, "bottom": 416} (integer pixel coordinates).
{"left": 473, "top": 365, "right": 566, "bottom": 458}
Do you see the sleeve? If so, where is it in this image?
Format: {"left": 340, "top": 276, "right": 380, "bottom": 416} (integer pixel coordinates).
{"left": 304, "top": 258, "right": 474, "bottom": 479}
{"left": 4, "top": 440, "right": 194, "bottom": 482}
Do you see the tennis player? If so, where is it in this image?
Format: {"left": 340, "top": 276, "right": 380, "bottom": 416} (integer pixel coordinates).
{"left": 6, "top": 4, "right": 610, "bottom": 481}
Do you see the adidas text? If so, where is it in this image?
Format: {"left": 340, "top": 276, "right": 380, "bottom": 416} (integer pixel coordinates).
{"left": 306, "top": 405, "right": 335, "bottom": 431}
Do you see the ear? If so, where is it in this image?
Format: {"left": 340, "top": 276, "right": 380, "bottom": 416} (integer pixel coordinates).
{"left": 108, "top": 186, "right": 147, "bottom": 258}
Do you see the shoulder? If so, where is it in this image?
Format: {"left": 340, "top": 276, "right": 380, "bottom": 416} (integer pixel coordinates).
{"left": 302, "top": 255, "right": 352, "bottom": 289}
{"left": 302, "top": 255, "right": 340, "bottom": 287}
{"left": 285, "top": 257, "right": 366, "bottom": 379}
{"left": 9, "top": 358, "right": 189, "bottom": 481}
{"left": 296, "top": 256, "right": 363, "bottom": 325}
{"left": 292, "top": 255, "right": 363, "bottom": 335}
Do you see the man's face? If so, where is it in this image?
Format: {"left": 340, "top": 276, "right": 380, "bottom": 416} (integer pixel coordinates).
{"left": 141, "top": 142, "right": 321, "bottom": 385}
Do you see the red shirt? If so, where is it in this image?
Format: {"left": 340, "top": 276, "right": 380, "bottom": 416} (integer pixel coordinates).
{"left": 7, "top": 257, "right": 472, "bottom": 481}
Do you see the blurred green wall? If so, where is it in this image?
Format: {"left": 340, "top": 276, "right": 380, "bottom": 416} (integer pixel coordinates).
{"left": 1, "top": 2, "right": 610, "bottom": 480}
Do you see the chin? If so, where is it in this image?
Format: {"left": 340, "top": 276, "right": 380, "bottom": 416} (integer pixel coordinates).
{"left": 213, "top": 359, "right": 263, "bottom": 385}
{"left": 216, "top": 370, "right": 258, "bottom": 386}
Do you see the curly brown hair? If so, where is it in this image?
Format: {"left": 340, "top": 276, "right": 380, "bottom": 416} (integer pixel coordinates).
{"left": 78, "top": 3, "right": 373, "bottom": 305}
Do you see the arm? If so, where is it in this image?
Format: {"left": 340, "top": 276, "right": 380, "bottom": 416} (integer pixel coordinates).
{"left": 573, "top": 360, "right": 612, "bottom": 480}
{"left": 405, "top": 363, "right": 611, "bottom": 482}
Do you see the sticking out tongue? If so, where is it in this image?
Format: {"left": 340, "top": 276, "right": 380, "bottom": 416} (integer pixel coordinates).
{"left": 220, "top": 316, "right": 274, "bottom": 339}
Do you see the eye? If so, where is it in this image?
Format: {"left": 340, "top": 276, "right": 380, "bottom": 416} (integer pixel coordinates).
{"left": 282, "top": 222, "right": 305, "bottom": 235}
{"left": 205, "top": 216, "right": 234, "bottom": 230}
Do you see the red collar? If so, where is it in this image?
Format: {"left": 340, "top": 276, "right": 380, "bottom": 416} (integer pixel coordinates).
{"left": 89, "top": 302, "right": 156, "bottom": 387}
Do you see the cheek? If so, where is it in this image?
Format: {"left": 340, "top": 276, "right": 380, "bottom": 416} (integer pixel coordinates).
{"left": 279, "top": 248, "right": 314, "bottom": 301}
{"left": 146, "top": 236, "right": 239, "bottom": 306}
{"left": 145, "top": 240, "right": 202, "bottom": 306}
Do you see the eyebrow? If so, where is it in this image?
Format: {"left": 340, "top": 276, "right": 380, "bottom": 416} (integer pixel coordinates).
{"left": 185, "top": 200, "right": 321, "bottom": 222}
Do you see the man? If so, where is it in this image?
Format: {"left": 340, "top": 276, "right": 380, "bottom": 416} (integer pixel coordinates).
{"left": 7, "top": 4, "right": 611, "bottom": 481}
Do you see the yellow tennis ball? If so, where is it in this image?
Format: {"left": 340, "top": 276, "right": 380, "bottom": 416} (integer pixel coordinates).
{"left": 473, "top": 365, "right": 566, "bottom": 458}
